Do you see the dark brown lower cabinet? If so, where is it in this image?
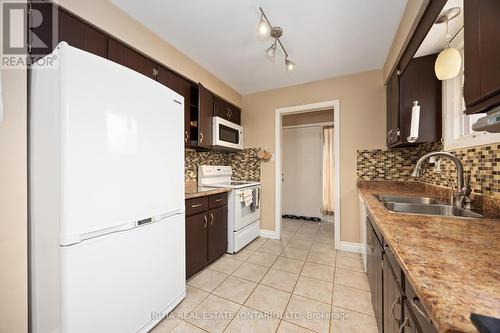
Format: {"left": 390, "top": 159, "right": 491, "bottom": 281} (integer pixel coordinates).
{"left": 207, "top": 206, "right": 228, "bottom": 263}
{"left": 367, "top": 214, "right": 437, "bottom": 333}
{"left": 185, "top": 193, "right": 228, "bottom": 279}
{"left": 185, "top": 212, "right": 208, "bottom": 278}
{"left": 383, "top": 252, "right": 403, "bottom": 333}
{"left": 367, "top": 219, "right": 383, "bottom": 333}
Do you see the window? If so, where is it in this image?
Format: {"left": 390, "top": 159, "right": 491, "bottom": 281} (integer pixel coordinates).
{"left": 443, "top": 29, "right": 500, "bottom": 150}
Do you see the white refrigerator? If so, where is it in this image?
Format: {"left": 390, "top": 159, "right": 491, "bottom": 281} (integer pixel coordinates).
{"left": 30, "top": 43, "right": 186, "bottom": 333}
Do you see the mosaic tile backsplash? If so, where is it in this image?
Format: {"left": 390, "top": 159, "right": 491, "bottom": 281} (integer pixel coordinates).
{"left": 185, "top": 148, "right": 260, "bottom": 182}
{"left": 357, "top": 142, "right": 500, "bottom": 198}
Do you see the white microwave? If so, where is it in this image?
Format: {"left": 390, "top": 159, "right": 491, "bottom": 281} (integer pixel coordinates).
{"left": 212, "top": 116, "right": 244, "bottom": 151}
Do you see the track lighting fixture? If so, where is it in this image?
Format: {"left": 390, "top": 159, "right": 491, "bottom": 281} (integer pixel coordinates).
{"left": 258, "top": 7, "right": 295, "bottom": 71}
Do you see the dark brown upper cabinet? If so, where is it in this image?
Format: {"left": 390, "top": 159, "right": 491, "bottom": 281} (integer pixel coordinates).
{"left": 463, "top": 0, "right": 500, "bottom": 114}
{"left": 29, "top": 1, "right": 57, "bottom": 56}
{"left": 386, "top": 71, "right": 400, "bottom": 147}
{"left": 386, "top": 54, "right": 442, "bottom": 148}
{"left": 399, "top": 54, "right": 442, "bottom": 144}
{"left": 108, "top": 39, "right": 158, "bottom": 80}
{"left": 157, "top": 66, "right": 193, "bottom": 147}
{"left": 196, "top": 84, "right": 214, "bottom": 149}
{"left": 58, "top": 10, "right": 108, "bottom": 58}
{"left": 214, "top": 97, "right": 241, "bottom": 125}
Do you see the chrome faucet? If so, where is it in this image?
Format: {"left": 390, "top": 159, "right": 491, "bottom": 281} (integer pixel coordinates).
{"left": 412, "top": 152, "right": 472, "bottom": 208}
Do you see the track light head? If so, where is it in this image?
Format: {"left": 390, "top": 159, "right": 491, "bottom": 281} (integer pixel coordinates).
{"left": 285, "top": 58, "right": 295, "bottom": 71}
{"left": 258, "top": 14, "right": 269, "bottom": 36}
{"left": 265, "top": 41, "right": 277, "bottom": 58}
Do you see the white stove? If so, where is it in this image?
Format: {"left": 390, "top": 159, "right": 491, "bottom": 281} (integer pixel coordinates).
{"left": 198, "top": 165, "right": 261, "bottom": 253}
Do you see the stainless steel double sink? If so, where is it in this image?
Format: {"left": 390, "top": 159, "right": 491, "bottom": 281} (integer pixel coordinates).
{"left": 374, "top": 194, "right": 483, "bottom": 218}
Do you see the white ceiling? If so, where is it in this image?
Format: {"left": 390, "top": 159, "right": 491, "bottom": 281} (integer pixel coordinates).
{"left": 111, "top": 0, "right": 408, "bottom": 94}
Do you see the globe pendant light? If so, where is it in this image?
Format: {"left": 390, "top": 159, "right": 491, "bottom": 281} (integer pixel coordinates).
{"left": 435, "top": 48, "right": 461, "bottom": 80}
{"left": 434, "top": 7, "right": 462, "bottom": 80}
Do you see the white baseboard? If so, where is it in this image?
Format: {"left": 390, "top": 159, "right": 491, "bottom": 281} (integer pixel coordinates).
{"left": 260, "top": 229, "right": 277, "bottom": 239}
{"left": 339, "top": 241, "right": 365, "bottom": 253}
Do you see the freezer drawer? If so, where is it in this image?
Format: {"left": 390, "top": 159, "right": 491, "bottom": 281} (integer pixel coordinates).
{"left": 59, "top": 214, "right": 185, "bottom": 333}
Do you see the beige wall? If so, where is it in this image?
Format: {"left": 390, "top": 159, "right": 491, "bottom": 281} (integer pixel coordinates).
{"left": 383, "top": 0, "right": 428, "bottom": 81}
{"left": 243, "top": 70, "right": 386, "bottom": 243}
{"left": 0, "top": 68, "right": 28, "bottom": 332}
{"left": 54, "top": 0, "right": 242, "bottom": 107}
{"left": 282, "top": 109, "right": 334, "bottom": 127}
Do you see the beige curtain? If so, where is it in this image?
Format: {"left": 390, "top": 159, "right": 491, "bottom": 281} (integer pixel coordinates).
{"left": 322, "top": 126, "right": 334, "bottom": 215}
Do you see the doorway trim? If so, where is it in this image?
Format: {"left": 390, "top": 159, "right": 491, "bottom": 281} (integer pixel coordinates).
{"left": 274, "top": 100, "right": 340, "bottom": 249}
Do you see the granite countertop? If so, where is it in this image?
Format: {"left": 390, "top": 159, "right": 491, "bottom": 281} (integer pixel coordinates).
{"left": 185, "top": 182, "right": 231, "bottom": 199}
{"left": 358, "top": 181, "right": 500, "bottom": 333}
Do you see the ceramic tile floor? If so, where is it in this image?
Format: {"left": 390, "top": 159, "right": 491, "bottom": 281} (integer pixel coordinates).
{"left": 151, "top": 219, "right": 378, "bottom": 333}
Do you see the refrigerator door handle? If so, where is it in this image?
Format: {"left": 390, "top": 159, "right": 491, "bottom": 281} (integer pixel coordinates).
{"left": 60, "top": 210, "right": 185, "bottom": 246}
{"left": 153, "top": 209, "right": 185, "bottom": 222}
{"left": 60, "top": 221, "right": 136, "bottom": 246}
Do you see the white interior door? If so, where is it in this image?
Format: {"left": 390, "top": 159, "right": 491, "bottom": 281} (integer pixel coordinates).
{"left": 282, "top": 126, "right": 322, "bottom": 218}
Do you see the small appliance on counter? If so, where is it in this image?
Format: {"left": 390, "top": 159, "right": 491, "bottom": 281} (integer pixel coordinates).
{"left": 212, "top": 116, "right": 244, "bottom": 151}
{"left": 198, "top": 165, "right": 261, "bottom": 253}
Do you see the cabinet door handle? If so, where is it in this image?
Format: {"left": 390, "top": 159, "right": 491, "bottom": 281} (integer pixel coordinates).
{"left": 215, "top": 198, "right": 223, "bottom": 202}
{"left": 398, "top": 317, "right": 409, "bottom": 333}
{"left": 391, "top": 296, "right": 401, "bottom": 322}
{"left": 410, "top": 297, "right": 431, "bottom": 321}
{"left": 204, "top": 215, "right": 208, "bottom": 228}
{"left": 191, "top": 203, "right": 202, "bottom": 208}
{"left": 368, "top": 234, "right": 374, "bottom": 252}
{"left": 387, "top": 129, "right": 393, "bottom": 143}
{"left": 210, "top": 213, "right": 214, "bottom": 225}
{"left": 185, "top": 131, "right": 188, "bottom": 144}
{"left": 200, "top": 132, "right": 204, "bottom": 143}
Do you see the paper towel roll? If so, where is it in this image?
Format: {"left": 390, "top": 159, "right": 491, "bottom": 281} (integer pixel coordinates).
{"left": 407, "top": 101, "right": 420, "bottom": 143}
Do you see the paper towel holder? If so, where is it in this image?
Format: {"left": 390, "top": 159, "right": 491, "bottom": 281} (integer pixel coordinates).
{"left": 407, "top": 100, "right": 420, "bottom": 143}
